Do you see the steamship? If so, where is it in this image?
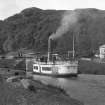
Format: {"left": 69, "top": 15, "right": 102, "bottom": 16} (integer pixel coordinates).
{"left": 26, "top": 35, "right": 78, "bottom": 77}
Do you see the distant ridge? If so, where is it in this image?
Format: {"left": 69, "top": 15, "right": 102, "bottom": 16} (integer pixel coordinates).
{"left": 0, "top": 7, "right": 105, "bottom": 57}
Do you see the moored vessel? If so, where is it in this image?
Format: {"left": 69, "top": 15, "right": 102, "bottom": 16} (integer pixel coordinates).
{"left": 26, "top": 34, "right": 78, "bottom": 77}
{"left": 32, "top": 58, "right": 78, "bottom": 77}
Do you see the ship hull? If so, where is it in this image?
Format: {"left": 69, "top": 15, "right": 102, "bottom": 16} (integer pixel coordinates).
{"left": 32, "top": 72, "right": 78, "bottom": 77}
{"left": 32, "top": 61, "right": 78, "bottom": 78}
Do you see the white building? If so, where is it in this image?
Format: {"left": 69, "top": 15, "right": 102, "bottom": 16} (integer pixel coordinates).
{"left": 99, "top": 45, "right": 105, "bottom": 59}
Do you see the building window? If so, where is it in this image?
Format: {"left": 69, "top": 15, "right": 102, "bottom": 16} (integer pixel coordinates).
{"left": 33, "top": 66, "right": 38, "bottom": 70}
{"left": 42, "top": 67, "right": 51, "bottom": 71}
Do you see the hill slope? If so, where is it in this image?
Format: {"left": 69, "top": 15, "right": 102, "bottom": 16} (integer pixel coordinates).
{"left": 0, "top": 7, "right": 105, "bottom": 57}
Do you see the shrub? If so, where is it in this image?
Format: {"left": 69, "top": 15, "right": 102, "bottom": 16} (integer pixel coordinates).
{"left": 28, "top": 85, "right": 37, "bottom": 93}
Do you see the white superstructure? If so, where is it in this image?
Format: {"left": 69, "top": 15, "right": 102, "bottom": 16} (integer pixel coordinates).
{"left": 32, "top": 59, "right": 78, "bottom": 77}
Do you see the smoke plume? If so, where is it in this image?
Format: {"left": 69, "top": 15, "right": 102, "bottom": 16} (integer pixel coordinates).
{"left": 49, "top": 10, "right": 78, "bottom": 40}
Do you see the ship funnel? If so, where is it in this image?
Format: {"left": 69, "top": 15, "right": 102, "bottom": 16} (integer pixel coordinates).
{"left": 47, "top": 38, "right": 51, "bottom": 62}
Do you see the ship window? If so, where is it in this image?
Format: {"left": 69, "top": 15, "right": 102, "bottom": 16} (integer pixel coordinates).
{"left": 42, "top": 67, "right": 51, "bottom": 71}
{"left": 33, "top": 66, "right": 38, "bottom": 70}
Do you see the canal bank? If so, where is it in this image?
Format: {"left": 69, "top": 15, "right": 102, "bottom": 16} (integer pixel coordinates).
{"left": 0, "top": 74, "right": 83, "bottom": 105}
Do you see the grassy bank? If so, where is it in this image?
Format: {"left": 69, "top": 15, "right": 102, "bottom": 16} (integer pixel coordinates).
{"left": 78, "top": 60, "right": 105, "bottom": 75}
{"left": 0, "top": 74, "right": 83, "bottom": 105}
{"left": 0, "top": 58, "right": 26, "bottom": 70}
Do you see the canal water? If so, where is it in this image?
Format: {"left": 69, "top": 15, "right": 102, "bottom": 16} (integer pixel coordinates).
{"left": 33, "top": 74, "right": 105, "bottom": 105}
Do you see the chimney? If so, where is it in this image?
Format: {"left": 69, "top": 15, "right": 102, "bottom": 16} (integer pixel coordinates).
{"left": 47, "top": 38, "right": 51, "bottom": 62}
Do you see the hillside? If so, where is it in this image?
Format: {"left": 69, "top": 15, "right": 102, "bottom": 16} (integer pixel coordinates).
{"left": 0, "top": 7, "right": 105, "bottom": 57}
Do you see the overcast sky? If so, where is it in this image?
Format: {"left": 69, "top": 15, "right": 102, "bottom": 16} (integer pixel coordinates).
{"left": 0, "top": 0, "right": 105, "bottom": 20}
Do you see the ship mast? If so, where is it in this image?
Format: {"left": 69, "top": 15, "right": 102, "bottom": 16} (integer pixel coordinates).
{"left": 67, "top": 33, "right": 75, "bottom": 60}
{"left": 47, "top": 38, "right": 51, "bottom": 62}
{"left": 73, "top": 33, "right": 75, "bottom": 59}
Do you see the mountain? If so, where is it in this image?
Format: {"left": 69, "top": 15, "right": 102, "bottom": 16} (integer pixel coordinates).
{"left": 0, "top": 7, "right": 105, "bottom": 57}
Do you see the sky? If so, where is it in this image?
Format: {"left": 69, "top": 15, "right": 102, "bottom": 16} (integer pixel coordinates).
{"left": 0, "top": 0, "right": 105, "bottom": 20}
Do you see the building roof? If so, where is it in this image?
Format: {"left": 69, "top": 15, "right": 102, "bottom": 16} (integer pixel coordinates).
{"left": 100, "top": 44, "right": 105, "bottom": 48}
